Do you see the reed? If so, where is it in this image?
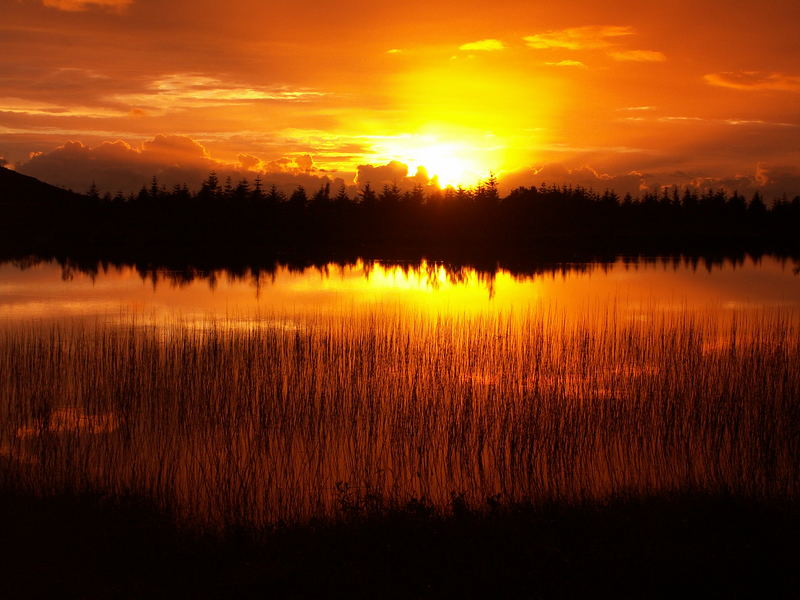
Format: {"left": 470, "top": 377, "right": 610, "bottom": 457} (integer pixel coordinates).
{"left": 1, "top": 305, "right": 798, "bottom": 530}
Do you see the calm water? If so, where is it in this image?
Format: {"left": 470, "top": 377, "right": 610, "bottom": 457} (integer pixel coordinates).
{"left": 1, "top": 256, "right": 799, "bottom": 528}
{"left": 1, "top": 256, "right": 799, "bottom": 324}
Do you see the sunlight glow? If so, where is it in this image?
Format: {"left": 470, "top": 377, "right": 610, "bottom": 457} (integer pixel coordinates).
{"left": 373, "top": 58, "right": 558, "bottom": 187}
{"left": 373, "top": 133, "right": 502, "bottom": 188}
{"left": 411, "top": 142, "right": 484, "bottom": 188}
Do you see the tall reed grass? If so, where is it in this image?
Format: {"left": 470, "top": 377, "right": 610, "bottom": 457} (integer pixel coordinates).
{"left": 1, "top": 306, "right": 798, "bottom": 529}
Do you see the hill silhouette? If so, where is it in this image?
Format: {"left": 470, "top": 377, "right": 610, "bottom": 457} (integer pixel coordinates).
{"left": 0, "top": 166, "right": 84, "bottom": 203}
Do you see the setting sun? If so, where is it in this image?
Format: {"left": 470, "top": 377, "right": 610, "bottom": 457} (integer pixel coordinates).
{"left": 375, "top": 134, "right": 499, "bottom": 188}
{"left": 408, "top": 141, "right": 485, "bottom": 188}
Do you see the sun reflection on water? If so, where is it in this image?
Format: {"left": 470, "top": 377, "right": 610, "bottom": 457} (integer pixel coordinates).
{"left": 0, "top": 256, "right": 798, "bottom": 330}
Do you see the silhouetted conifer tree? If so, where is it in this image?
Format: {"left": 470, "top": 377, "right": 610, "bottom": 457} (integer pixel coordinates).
{"left": 266, "top": 184, "right": 284, "bottom": 206}
{"left": 252, "top": 176, "right": 264, "bottom": 201}
{"left": 289, "top": 186, "right": 308, "bottom": 216}
{"left": 150, "top": 176, "right": 160, "bottom": 201}
{"left": 379, "top": 183, "right": 401, "bottom": 207}
{"left": 749, "top": 191, "right": 767, "bottom": 221}
{"left": 234, "top": 179, "right": 250, "bottom": 203}
{"left": 87, "top": 182, "right": 100, "bottom": 202}
{"left": 334, "top": 184, "right": 350, "bottom": 207}
{"left": 311, "top": 182, "right": 331, "bottom": 207}
{"left": 477, "top": 173, "right": 500, "bottom": 208}
{"left": 199, "top": 172, "right": 220, "bottom": 202}
{"left": 359, "top": 183, "right": 377, "bottom": 207}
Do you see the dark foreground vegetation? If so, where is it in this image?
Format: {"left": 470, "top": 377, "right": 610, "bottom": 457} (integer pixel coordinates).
{"left": 1, "top": 167, "right": 799, "bottom": 267}
{"left": 2, "top": 311, "right": 798, "bottom": 597}
{"left": 2, "top": 490, "right": 798, "bottom": 599}
{"left": 4, "top": 312, "right": 797, "bottom": 525}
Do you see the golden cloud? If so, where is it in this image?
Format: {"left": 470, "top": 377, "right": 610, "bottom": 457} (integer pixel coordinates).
{"left": 459, "top": 39, "right": 506, "bottom": 52}
{"left": 238, "top": 153, "right": 262, "bottom": 171}
{"left": 524, "top": 26, "right": 634, "bottom": 50}
{"left": 142, "top": 134, "right": 211, "bottom": 162}
{"left": 704, "top": 71, "right": 800, "bottom": 93}
{"left": 0, "top": 97, "right": 128, "bottom": 119}
{"left": 544, "top": 60, "right": 587, "bottom": 68}
{"left": 608, "top": 49, "right": 666, "bottom": 62}
{"left": 42, "top": 0, "right": 132, "bottom": 11}
{"left": 111, "top": 74, "right": 327, "bottom": 113}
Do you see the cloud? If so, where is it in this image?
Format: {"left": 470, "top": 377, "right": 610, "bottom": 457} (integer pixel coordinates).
{"left": 111, "top": 74, "right": 327, "bottom": 114}
{"left": 14, "top": 135, "right": 338, "bottom": 195}
{"left": 0, "top": 97, "right": 128, "bottom": 119}
{"left": 499, "top": 163, "right": 647, "bottom": 196}
{"left": 295, "top": 154, "right": 315, "bottom": 172}
{"left": 238, "top": 153, "right": 262, "bottom": 171}
{"left": 500, "top": 162, "right": 800, "bottom": 199}
{"left": 355, "top": 160, "right": 409, "bottom": 187}
{"left": 41, "top": 0, "right": 133, "bottom": 12}
{"left": 459, "top": 39, "right": 506, "bottom": 52}
{"left": 262, "top": 154, "right": 325, "bottom": 175}
{"left": 749, "top": 163, "right": 800, "bottom": 196}
{"left": 17, "top": 137, "right": 213, "bottom": 192}
{"left": 685, "top": 164, "right": 800, "bottom": 198}
{"left": 142, "top": 134, "right": 210, "bottom": 163}
{"left": 608, "top": 49, "right": 666, "bottom": 62}
{"left": 704, "top": 71, "right": 800, "bottom": 93}
{"left": 622, "top": 114, "right": 797, "bottom": 128}
{"left": 524, "top": 26, "right": 665, "bottom": 65}
{"left": 265, "top": 157, "right": 293, "bottom": 172}
{"left": 351, "top": 161, "right": 435, "bottom": 192}
{"left": 544, "top": 60, "right": 587, "bottom": 68}
{"left": 524, "top": 26, "right": 634, "bottom": 50}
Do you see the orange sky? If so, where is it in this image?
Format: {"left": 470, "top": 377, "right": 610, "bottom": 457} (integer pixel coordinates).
{"left": 1, "top": 0, "right": 799, "bottom": 196}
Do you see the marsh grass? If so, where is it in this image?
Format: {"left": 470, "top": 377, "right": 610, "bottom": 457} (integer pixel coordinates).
{"left": 1, "top": 306, "right": 798, "bottom": 530}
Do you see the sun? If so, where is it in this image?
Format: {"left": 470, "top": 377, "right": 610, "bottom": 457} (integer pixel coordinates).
{"left": 368, "top": 57, "right": 557, "bottom": 188}
{"left": 409, "top": 142, "right": 485, "bottom": 188}
{"left": 375, "top": 133, "right": 503, "bottom": 188}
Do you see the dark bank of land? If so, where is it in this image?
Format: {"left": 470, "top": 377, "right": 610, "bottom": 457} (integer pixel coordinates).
{"left": 1, "top": 166, "right": 799, "bottom": 273}
{"left": 2, "top": 490, "right": 798, "bottom": 599}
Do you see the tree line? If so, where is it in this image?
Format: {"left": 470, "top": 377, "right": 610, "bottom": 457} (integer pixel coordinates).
{"left": 3, "top": 169, "right": 800, "bottom": 260}
{"left": 86, "top": 171, "right": 799, "bottom": 240}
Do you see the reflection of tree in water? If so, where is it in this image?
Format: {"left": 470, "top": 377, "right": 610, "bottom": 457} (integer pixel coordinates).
{"left": 4, "top": 250, "right": 798, "bottom": 296}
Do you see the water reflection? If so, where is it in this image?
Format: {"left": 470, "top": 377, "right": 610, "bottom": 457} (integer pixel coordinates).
{"left": 1, "top": 255, "right": 798, "bottom": 325}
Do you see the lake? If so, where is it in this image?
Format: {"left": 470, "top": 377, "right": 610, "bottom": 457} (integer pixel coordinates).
{"left": 2, "top": 255, "right": 799, "bottom": 324}
{"left": 1, "top": 255, "right": 799, "bottom": 528}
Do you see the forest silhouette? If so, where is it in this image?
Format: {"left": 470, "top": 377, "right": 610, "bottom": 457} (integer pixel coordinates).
{"left": 1, "top": 166, "right": 799, "bottom": 270}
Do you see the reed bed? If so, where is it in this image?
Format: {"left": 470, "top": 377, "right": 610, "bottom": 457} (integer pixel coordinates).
{"left": 1, "top": 306, "right": 798, "bottom": 530}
